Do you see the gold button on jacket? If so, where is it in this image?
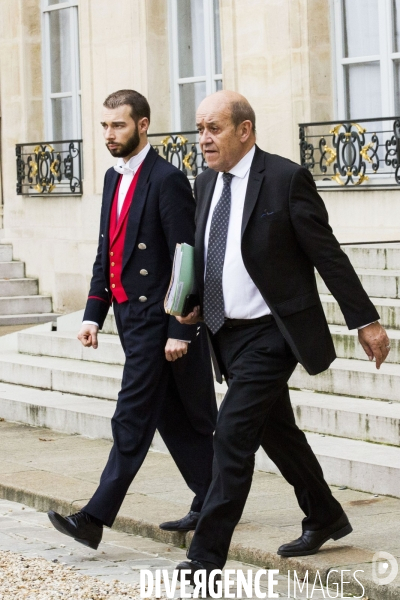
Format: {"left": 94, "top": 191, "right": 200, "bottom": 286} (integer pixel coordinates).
{"left": 139, "top": 296, "right": 147, "bottom": 302}
{"left": 140, "top": 269, "right": 148, "bottom": 276}
{"left": 138, "top": 243, "right": 147, "bottom": 250}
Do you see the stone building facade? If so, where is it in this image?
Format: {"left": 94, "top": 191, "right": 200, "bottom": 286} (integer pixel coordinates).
{"left": 0, "top": 0, "right": 399, "bottom": 313}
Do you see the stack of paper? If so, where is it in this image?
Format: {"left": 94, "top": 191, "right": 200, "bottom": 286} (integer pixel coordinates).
{"left": 164, "top": 243, "right": 196, "bottom": 316}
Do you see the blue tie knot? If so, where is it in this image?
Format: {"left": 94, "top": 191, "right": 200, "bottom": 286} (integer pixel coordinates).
{"left": 222, "top": 172, "right": 234, "bottom": 186}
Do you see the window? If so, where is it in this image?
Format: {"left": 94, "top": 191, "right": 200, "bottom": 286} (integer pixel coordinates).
{"left": 169, "top": 0, "right": 223, "bottom": 130}
{"left": 333, "top": 0, "right": 400, "bottom": 119}
{"left": 42, "top": 0, "right": 81, "bottom": 140}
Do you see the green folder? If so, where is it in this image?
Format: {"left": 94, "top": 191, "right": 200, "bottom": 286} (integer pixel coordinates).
{"left": 164, "top": 243, "right": 195, "bottom": 316}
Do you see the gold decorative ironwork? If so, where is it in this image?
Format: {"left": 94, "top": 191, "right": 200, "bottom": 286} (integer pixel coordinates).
{"left": 329, "top": 124, "right": 342, "bottom": 136}
{"left": 324, "top": 147, "right": 336, "bottom": 166}
{"left": 28, "top": 160, "right": 38, "bottom": 177}
{"left": 331, "top": 173, "right": 345, "bottom": 186}
{"left": 352, "top": 123, "right": 367, "bottom": 135}
{"left": 360, "top": 141, "right": 374, "bottom": 163}
{"left": 183, "top": 151, "right": 193, "bottom": 170}
{"left": 50, "top": 159, "right": 59, "bottom": 175}
{"left": 354, "top": 173, "right": 369, "bottom": 185}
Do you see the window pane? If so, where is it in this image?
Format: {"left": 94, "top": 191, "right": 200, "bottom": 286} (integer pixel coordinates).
{"left": 214, "top": 0, "right": 222, "bottom": 74}
{"left": 344, "top": 62, "right": 381, "bottom": 119}
{"left": 394, "top": 61, "right": 400, "bottom": 113}
{"left": 179, "top": 81, "right": 206, "bottom": 129}
{"left": 394, "top": 0, "right": 400, "bottom": 52}
{"left": 343, "top": 0, "right": 379, "bottom": 57}
{"left": 215, "top": 79, "right": 223, "bottom": 91}
{"left": 49, "top": 8, "right": 72, "bottom": 93}
{"left": 177, "top": 0, "right": 206, "bottom": 78}
{"left": 52, "top": 96, "right": 73, "bottom": 140}
{"left": 47, "top": 0, "right": 71, "bottom": 5}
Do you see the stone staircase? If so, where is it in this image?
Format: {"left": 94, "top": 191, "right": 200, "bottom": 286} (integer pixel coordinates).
{"left": 0, "top": 243, "right": 399, "bottom": 499}
{"left": 0, "top": 244, "right": 57, "bottom": 326}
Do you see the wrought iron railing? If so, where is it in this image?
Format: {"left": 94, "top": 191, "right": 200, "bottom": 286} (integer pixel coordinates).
{"left": 148, "top": 131, "right": 207, "bottom": 177}
{"left": 16, "top": 140, "right": 82, "bottom": 195}
{"left": 299, "top": 117, "right": 400, "bottom": 187}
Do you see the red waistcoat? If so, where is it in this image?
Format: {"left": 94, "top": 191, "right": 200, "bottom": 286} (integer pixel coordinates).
{"left": 108, "top": 164, "right": 143, "bottom": 303}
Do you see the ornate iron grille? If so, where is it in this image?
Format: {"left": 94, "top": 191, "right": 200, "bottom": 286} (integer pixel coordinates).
{"left": 148, "top": 131, "right": 207, "bottom": 177}
{"left": 299, "top": 117, "right": 400, "bottom": 187}
{"left": 16, "top": 140, "right": 82, "bottom": 195}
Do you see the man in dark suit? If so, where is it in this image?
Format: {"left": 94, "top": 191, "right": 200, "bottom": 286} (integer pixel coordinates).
{"left": 176, "top": 90, "right": 390, "bottom": 580}
{"left": 47, "top": 89, "right": 217, "bottom": 550}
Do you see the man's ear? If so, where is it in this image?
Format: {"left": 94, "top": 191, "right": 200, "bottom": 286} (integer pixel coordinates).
{"left": 239, "top": 120, "right": 253, "bottom": 142}
{"left": 139, "top": 117, "right": 150, "bottom": 133}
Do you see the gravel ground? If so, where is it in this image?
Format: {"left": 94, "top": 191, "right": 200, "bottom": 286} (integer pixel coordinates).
{"left": 0, "top": 550, "right": 146, "bottom": 599}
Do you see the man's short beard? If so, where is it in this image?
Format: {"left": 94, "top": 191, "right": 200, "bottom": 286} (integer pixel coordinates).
{"left": 107, "top": 127, "right": 141, "bottom": 157}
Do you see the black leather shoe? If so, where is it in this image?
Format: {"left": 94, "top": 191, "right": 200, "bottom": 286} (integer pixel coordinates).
{"left": 159, "top": 510, "right": 200, "bottom": 532}
{"left": 277, "top": 513, "right": 352, "bottom": 557}
{"left": 48, "top": 510, "right": 103, "bottom": 550}
{"left": 176, "top": 560, "right": 221, "bottom": 596}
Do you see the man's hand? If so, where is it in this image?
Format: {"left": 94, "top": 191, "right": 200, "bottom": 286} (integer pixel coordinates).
{"left": 165, "top": 338, "right": 188, "bottom": 362}
{"left": 77, "top": 324, "right": 99, "bottom": 349}
{"left": 358, "top": 322, "right": 390, "bottom": 369}
{"left": 175, "top": 306, "right": 202, "bottom": 325}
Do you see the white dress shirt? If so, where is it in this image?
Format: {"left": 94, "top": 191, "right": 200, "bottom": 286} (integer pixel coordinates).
{"left": 114, "top": 143, "right": 151, "bottom": 218}
{"left": 204, "top": 145, "right": 271, "bottom": 319}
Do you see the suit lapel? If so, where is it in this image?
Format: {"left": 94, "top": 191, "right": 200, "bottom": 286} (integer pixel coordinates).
{"left": 101, "top": 169, "right": 120, "bottom": 274}
{"left": 195, "top": 171, "right": 218, "bottom": 301}
{"left": 122, "top": 147, "right": 158, "bottom": 270}
{"left": 241, "top": 146, "right": 266, "bottom": 237}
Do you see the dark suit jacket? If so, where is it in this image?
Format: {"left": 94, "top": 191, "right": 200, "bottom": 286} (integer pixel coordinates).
{"left": 194, "top": 145, "right": 379, "bottom": 376}
{"left": 83, "top": 146, "right": 217, "bottom": 433}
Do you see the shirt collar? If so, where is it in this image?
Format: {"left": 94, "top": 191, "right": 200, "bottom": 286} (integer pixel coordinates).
{"left": 218, "top": 144, "right": 256, "bottom": 181}
{"left": 113, "top": 142, "right": 151, "bottom": 175}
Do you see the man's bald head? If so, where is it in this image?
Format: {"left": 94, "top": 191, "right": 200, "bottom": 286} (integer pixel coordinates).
{"left": 196, "top": 91, "right": 256, "bottom": 172}
{"left": 198, "top": 91, "right": 256, "bottom": 134}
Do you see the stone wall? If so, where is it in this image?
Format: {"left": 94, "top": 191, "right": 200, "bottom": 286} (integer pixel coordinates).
{"left": 0, "top": 0, "right": 399, "bottom": 314}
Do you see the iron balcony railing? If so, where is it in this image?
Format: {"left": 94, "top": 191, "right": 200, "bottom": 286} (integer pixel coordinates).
{"left": 148, "top": 130, "right": 207, "bottom": 177}
{"left": 16, "top": 140, "right": 83, "bottom": 196}
{"left": 16, "top": 132, "right": 206, "bottom": 196}
{"left": 299, "top": 117, "right": 400, "bottom": 188}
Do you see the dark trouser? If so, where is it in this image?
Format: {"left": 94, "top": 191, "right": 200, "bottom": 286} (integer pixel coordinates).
{"left": 83, "top": 301, "right": 214, "bottom": 527}
{"left": 188, "top": 318, "right": 343, "bottom": 568}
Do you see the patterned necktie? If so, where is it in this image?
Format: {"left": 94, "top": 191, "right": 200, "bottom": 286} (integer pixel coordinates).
{"left": 204, "top": 172, "right": 234, "bottom": 334}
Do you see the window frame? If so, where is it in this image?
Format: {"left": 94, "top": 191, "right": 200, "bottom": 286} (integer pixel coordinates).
{"left": 332, "top": 0, "right": 400, "bottom": 119}
{"left": 41, "top": 0, "right": 81, "bottom": 140}
{"left": 168, "top": 0, "right": 223, "bottom": 130}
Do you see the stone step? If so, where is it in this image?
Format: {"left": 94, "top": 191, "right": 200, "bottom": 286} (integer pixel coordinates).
{"left": 321, "top": 294, "right": 400, "bottom": 329}
{"left": 0, "top": 382, "right": 398, "bottom": 498}
{"left": 0, "top": 245, "right": 13, "bottom": 262}
{"left": 0, "top": 313, "right": 58, "bottom": 326}
{"left": 18, "top": 330, "right": 125, "bottom": 365}
{"left": 0, "top": 278, "right": 38, "bottom": 297}
{"left": 0, "top": 262, "right": 24, "bottom": 279}
{"left": 289, "top": 389, "right": 400, "bottom": 445}
{"left": 317, "top": 268, "right": 400, "bottom": 299}
{"left": 0, "top": 350, "right": 122, "bottom": 400}
{"left": 342, "top": 243, "right": 400, "bottom": 270}
{"left": 290, "top": 357, "right": 400, "bottom": 402}
{"left": 0, "top": 295, "right": 52, "bottom": 315}
{"left": 330, "top": 324, "right": 400, "bottom": 363}
{"left": 216, "top": 380, "right": 400, "bottom": 443}
{"left": 256, "top": 430, "right": 400, "bottom": 498}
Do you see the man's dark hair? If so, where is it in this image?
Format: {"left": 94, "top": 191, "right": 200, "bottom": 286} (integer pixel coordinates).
{"left": 231, "top": 99, "right": 256, "bottom": 134}
{"left": 103, "top": 89, "right": 151, "bottom": 124}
